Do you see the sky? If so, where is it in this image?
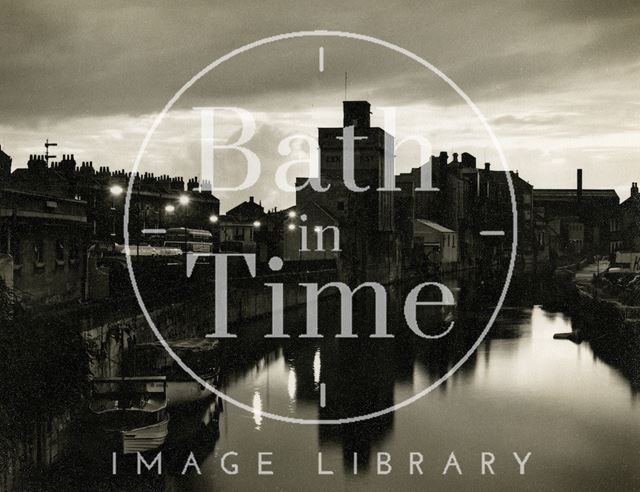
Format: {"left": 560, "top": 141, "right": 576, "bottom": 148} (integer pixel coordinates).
{"left": 1, "top": 0, "right": 639, "bottom": 212}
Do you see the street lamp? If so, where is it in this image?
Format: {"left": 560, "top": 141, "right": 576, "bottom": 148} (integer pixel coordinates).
{"left": 162, "top": 204, "right": 175, "bottom": 234}
{"left": 110, "top": 185, "right": 124, "bottom": 197}
{"left": 209, "top": 215, "right": 219, "bottom": 251}
{"left": 287, "top": 224, "right": 296, "bottom": 231}
{"left": 179, "top": 195, "right": 190, "bottom": 252}
{"left": 288, "top": 210, "right": 296, "bottom": 218}
{"left": 109, "top": 185, "right": 124, "bottom": 238}
{"left": 253, "top": 220, "right": 261, "bottom": 228}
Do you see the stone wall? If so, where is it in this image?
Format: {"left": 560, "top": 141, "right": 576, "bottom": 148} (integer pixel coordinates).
{"left": 84, "top": 270, "right": 336, "bottom": 378}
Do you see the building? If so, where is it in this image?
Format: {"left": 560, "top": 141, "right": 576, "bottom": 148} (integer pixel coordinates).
{"left": 295, "top": 101, "right": 401, "bottom": 283}
{"left": 225, "top": 195, "right": 264, "bottom": 222}
{"left": 478, "top": 165, "right": 535, "bottom": 272}
{"left": 400, "top": 153, "right": 535, "bottom": 272}
{"left": 616, "top": 182, "right": 640, "bottom": 254}
{"left": 533, "top": 169, "right": 619, "bottom": 258}
{"left": 0, "top": 146, "right": 12, "bottom": 182}
{"left": 0, "top": 145, "right": 225, "bottom": 305}
{"left": 217, "top": 196, "right": 265, "bottom": 254}
{"left": 413, "top": 219, "right": 458, "bottom": 271}
{"left": 0, "top": 188, "right": 89, "bottom": 306}
{"left": 282, "top": 202, "right": 339, "bottom": 262}
{"left": 2, "top": 149, "right": 220, "bottom": 245}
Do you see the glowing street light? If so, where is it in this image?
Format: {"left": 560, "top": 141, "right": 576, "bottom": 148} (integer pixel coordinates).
{"left": 109, "top": 185, "right": 124, "bottom": 238}
{"left": 288, "top": 210, "right": 296, "bottom": 218}
{"left": 209, "top": 215, "right": 218, "bottom": 224}
{"left": 253, "top": 220, "right": 261, "bottom": 228}
{"left": 288, "top": 224, "right": 296, "bottom": 231}
{"left": 177, "top": 195, "right": 191, "bottom": 252}
{"left": 109, "top": 185, "right": 124, "bottom": 196}
{"left": 165, "top": 204, "right": 175, "bottom": 213}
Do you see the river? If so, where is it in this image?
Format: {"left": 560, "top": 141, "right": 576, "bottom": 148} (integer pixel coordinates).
{"left": 30, "top": 299, "right": 640, "bottom": 491}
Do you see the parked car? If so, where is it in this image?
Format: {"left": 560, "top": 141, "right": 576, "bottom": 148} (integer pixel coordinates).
{"left": 604, "top": 267, "right": 633, "bottom": 283}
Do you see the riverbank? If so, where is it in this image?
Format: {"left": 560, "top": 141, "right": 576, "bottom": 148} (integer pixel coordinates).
{"left": 545, "top": 260, "right": 640, "bottom": 391}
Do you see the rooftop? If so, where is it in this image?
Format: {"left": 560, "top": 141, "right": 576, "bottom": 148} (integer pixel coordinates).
{"left": 415, "top": 219, "right": 455, "bottom": 234}
{"left": 533, "top": 189, "right": 619, "bottom": 200}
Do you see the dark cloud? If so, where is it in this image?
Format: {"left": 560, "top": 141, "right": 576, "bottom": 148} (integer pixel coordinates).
{"left": 1, "top": 0, "right": 639, "bottom": 210}
{"left": 1, "top": 0, "right": 637, "bottom": 124}
{"left": 526, "top": 0, "right": 640, "bottom": 22}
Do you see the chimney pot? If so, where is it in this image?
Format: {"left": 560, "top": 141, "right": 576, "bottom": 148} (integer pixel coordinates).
{"left": 577, "top": 169, "right": 583, "bottom": 198}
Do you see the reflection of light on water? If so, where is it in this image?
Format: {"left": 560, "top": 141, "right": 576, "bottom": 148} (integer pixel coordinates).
{"left": 313, "top": 349, "right": 321, "bottom": 384}
{"left": 287, "top": 367, "right": 297, "bottom": 400}
{"left": 252, "top": 391, "right": 263, "bottom": 429}
{"left": 201, "top": 399, "right": 217, "bottom": 427}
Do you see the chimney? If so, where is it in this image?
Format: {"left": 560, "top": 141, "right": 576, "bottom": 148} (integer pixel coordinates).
{"left": 451, "top": 152, "right": 461, "bottom": 169}
{"left": 461, "top": 152, "right": 476, "bottom": 169}
{"left": 484, "top": 162, "right": 491, "bottom": 173}
{"left": 632, "top": 182, "right": 639, "bottom": 197}
{"left": 249, "top": 196, "right": 254, "bottom": 203}
{"left": 577, "top": 169, "right": 583, "bottom": 199}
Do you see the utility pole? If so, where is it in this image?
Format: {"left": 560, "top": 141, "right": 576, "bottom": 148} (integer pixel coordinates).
{"left": 344, "top": 72, "right": 348, "bottom": 100}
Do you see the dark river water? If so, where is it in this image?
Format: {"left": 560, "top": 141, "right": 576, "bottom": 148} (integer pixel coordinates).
{"left": 31, "top": 297, "right": 640, "bottom": 491}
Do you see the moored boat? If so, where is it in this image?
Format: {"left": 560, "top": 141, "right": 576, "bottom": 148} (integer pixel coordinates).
{"left": 134, "top": 339, "right": 221, "bottom": 407}
{"left": 89, "top": 376, "right": 169, "bottom": 454}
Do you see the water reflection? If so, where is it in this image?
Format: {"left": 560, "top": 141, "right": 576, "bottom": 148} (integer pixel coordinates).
{"left": 287, "top": 367, "right": 297, "bottom": 401}
{"left": 313, "top": 349, "right": 321, "bottom": 385}
{"left": 33, "top": 280, "right": 640, "bottom": 491}
{"left": 252, "top": 390, "right": 263, "bottom": 430}
{"left": 199, "top": 299, "right": 640, "bottom": 490}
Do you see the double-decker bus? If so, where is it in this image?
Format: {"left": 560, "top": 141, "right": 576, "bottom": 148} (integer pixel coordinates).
{"left": 164, "top": 228, "right": 213, "bottom": 253}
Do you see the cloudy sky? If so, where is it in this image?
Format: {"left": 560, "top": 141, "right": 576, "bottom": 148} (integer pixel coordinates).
{"left": 1, "top": 0, "right": 639, "bottom": 211}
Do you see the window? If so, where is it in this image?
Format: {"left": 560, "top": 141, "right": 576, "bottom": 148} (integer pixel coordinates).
{"left": 34, "top": 239, "right": 45, "bottom": 267}
{"left": 69, "top": 242, "right": 80, "bottom": 266}
{"left": 610, "top": 219, "right": 620, "bottom": 232}
{"left": 55, "top": 240, "right": 65, "bottom": 266}
{"left": 11, "top": 239, "right": 21, "bottom": 268}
